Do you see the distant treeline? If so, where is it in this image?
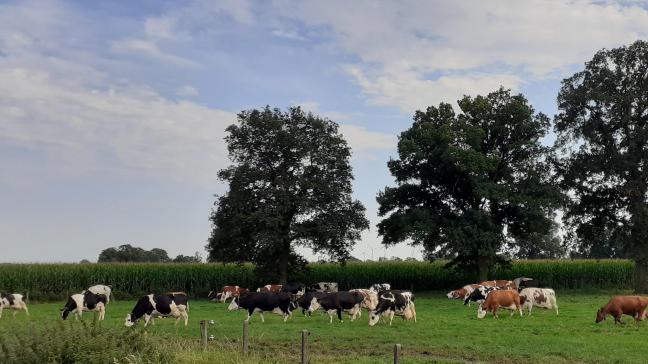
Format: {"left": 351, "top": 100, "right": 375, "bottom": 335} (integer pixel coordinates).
{"left": 0, "top": 260, "right": 633, "bottom": 301}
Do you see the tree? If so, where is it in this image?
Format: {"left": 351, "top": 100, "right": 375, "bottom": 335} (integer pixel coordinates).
{"left": 377, "top": 88, "right": 563, "bottom": 281}
{"left": 554, "top": 40, "right": 648, "bottom": 292}
{"left": 97, "top": 244, "right": 171, "bottom": 263}
{"left": 173, "top": 252, "right": 203, "bottom": 263}
{"left": 510, "top": 220, "right": 565, "bottom": 259}
{"left": 207, "top": 106, "right": 369, "bottom": 283}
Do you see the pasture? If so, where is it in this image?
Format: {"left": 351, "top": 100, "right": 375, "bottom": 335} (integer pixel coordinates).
{"left": 2, "top": 291, "right": 648, "bottom": 363}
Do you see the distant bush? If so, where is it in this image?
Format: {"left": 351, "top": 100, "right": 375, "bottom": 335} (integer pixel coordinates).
{"left": 0, "top": 259, "right": 634, "bottom": 301}
{"left": 0, "top": 321, "right": 169, "bottom": 364}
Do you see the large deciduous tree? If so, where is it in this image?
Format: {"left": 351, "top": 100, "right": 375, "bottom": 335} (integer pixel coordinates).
{"left": 555, "top": 40, "right": 648, "bottom": 292}
{"left": 207, "top": 106, "right": 369, "bottom": 283}
{"left": 377, "top": 88, "right": 563, "bottom": 281}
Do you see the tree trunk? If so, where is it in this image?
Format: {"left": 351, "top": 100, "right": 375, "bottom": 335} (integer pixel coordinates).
{"left": 477, "top": 256, "right": 490, "bottom": 282}
{"left": 635, "top": 259, "right": 648, "bottom": 293}
{"left": 278, "top": 237, "right": 291, "bottom": 285}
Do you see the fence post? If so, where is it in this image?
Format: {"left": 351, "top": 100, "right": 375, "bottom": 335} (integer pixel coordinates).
{"left": 301, "top": 330, "right": 309, "bottom": 364}
{"left": 242, "top": 320, "right": 249, "bottom": 354}
{"left": 200, "top": 320, "right": 207, "bottom": 350}
{"left": 393, "top": 343, "right": 401, "bottom": 364}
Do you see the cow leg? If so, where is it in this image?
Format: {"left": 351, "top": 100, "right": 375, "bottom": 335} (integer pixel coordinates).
{"left": 21, "top": 303, "right": 29, "bottom": 316}
{"left": 0, "top": 305, "right": 3, "bottom": 318}
{"left": 493, "top": 307, "right": 499, "bottom": 319}
{"left": 388, "top": 311, "right": 395, "bottom": 326}
{"left": 337, "top": 308, "right": 343, "bottom": 323}
{"left": 13, "top": 310, "right": 17, "bottom": 318}
{"left": 144, "top": 314, "right": 152, "bottom": 327}
{"left": 259, "top": 312, "right": 265, "bottom": 323}
{"left": 184, "top": 311, "right": 189, "bottom": 326}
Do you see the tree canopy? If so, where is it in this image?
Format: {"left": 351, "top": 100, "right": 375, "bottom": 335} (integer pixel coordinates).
{"left": 98, "top": 244, "right": 171, "bottom": 263}
{"left": 555, "top": 40, "right": 648, "bottom": 291}
{"left": 207, "top": 106, "right": 369, "bottom": 283}
{"left": 377, "top": 88, "right": 564, "bottom": 280}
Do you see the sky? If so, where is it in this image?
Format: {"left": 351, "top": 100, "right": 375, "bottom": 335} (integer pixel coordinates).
{"left": 2, "top": 0, "right": 648, "bottom": 263}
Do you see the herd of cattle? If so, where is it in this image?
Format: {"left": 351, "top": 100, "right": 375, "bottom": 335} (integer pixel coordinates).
{"left": 2, "top": 278, "right": 648, "bottom": 325}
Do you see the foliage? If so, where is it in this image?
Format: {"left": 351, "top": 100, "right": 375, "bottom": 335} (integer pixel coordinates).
{"left": 207, "top": 106, "right": 368, "bottom": 282}
{"left": 0, "top": 260, "right": 634, "bottom": 301}
{"left": 98, "top": 244, "right": 172, "bottom": 263}
{"left": 378, "top": 88, "right": 564, "bottom": 280}
{"left": 554, "top": 40, "right": 648, "bottom": 291}
{"left": 173, "top": 252, "right": 203, "bottom": 263}
{"left": 0, "top": 320, "right": 169, "bottom": 364}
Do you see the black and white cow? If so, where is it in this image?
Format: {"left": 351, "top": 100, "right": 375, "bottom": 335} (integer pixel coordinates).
{"left": 61, "top": 291, "right": 107, "bottom": 320}
{"left": 83, "top": 285, "right": 113, "bottom": 303}
{"left": 463, "top": 286, "right": 500, "bottom": 306}
{"left": 368, "top": 290, "right": 416, "bottom": 326}
{"left": 0, "top": 293, "right": 29, "bottom": 318}
{"left": 124, "top": 294, "right": 188, "bottom": 327}
{"left": 369, "top": 283, "right": 391, "bottom": 292}
{"left": 281, "top": 283, "right": 305, "bottom": 297}
{"left": 305, "top": 291, "right": 364, "bottom": 323}
{"left": 307, "top": 282, "right": 338, "bottom": 293}
{"left": 297, "top": 291, "right": 328, "bottom": 316}
{"left": 228, "top": 292, "right": 295, "bottom": 322}
{"left": 517, "top": 279, "right": 543, "bottom": 291}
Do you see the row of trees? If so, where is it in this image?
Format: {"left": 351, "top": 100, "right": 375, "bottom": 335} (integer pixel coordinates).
{"left": 207, "top": 41, "right": 648, "bottom": 292}
{"left": 98, "top": 244, "right": 202, "bottom": 263}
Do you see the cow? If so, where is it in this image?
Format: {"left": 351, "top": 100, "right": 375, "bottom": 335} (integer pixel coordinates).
{"left": 464, "top": 285, "right": 500, "bottom": 306}
{"left": 0, "top": 293, "right": 29, "bottom": 318}
{"left": 297, "top": 291, "right": 328, "bottom": 316}
{"left": 281, "top": 283, "right": 305, "bottom": 297}
{"left": 512, "top": 277, "right": 533, "bottom": 289}
{"left": 369, "top": 283, "right": 391, "bottom": 292}
{"left": 307, "top": 282, "right": 338, "bottom": 293}
{"left": 305, "top": 291, "right": 365, "bottom": 323}
{"left": 209, "top": 286, "right": 249, "bottom": 303}
{"left": 518, "top": 288, "right": 558, "bottom": 315}
{"left": 257, "top": 284, "right": 283, "bottom": 293}
{"left": 368, "top": 290, "right": 416, "bottom": 326}
{"left": 228, "top": 292, "right": 295, "bottom": 322}
{"left": 83, "top": 285, "right": 113, "bottom": 303}
{"left": 477, "top": 290, "right": 523, "bottom": 319}
{"left": 447, "top": 284, "right": 478, "bottom": 300}
{"left": 517, "top": 279, "right": 543, "bottom": 291}
{"left": 595, "top": 296, "right": 648, "bottom": 324}
{"left": 124, "top": 294, "right": 188, "bottom": 327}
{"left": 60, "top": 291, "right": 107, "bottom": 321}
{"left": 350, "top": 288, "right": 379, "bottom": 311}
{"left": 479, "top": 280, "right": 515, "bottom": 290}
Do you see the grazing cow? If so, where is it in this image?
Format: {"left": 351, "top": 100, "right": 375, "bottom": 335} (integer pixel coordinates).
{"left": 281, "top": 283, "right": 305, "bottom": 297}
{"left": 512, "top": 277, "right": 533, "bottom": 289}
{"left": 257, "top": 284, "right": 283, "bottom": 293}
{"left": 209, "top": 286, "right": 249, "bottom": 303}
{"left": 350, "top": 288, "right": 379, "bottom": 311}
{"left": 297, "top": 291, "right": 328, "bottom": 316}
{"left": 228, "top": 292, "right": 295, "bottom": 322}
{"left": 306, "top": 291, "right": 365, "bottom": 323}
{"left": 477, "top": 290, "right": 523, "bottom": 319}
{"left": 84, "top": 285, "right": 113, "bottom": 303}
{"left": 369, "top": 283, "right": 391, "bottom": 292}
{"left": 447, "top": 284, "right": 478, "bottom": 300}
{"left": 368, "top": 290, "right": 416, "bottom": 326}
{"left": 479, "top": 280, "right": 515, "bottom": 290}
{"left": 61, "top": 291, "right": 107, "bottom": 320}
{"left": 124, "top": 294, "right": 188, "bottom": 327}
{"left": 519, "top": 288, "right": 558, "bottom": 315}
{"left": 595, "top": 296, "right": 648, "bottom": 324}
{"left": 464, "top": 286, "right": 500, "bottom": 306}
{"left": 307, "top": 282, "right": 338, "bottom": 293}
{"left": 0, "top": 293, "right": 29, "bottom": 318}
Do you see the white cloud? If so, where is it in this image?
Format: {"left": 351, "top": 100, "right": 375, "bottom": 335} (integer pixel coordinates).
{"left": 111, "top": 39, "right": 200, "bottom": 68}
{"left": 272, "top": 28, "right": 307, "bottom": 41}
{"left": 176, "top": 85, "right": 200, "bottom": 97}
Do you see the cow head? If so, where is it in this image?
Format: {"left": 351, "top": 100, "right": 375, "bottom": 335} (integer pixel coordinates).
{"left": 477, "top": 304, "right": 487, "bottom": 319}
{"left": 368, "top": 310, "right": 382, "bottom": 326}
{"left": 595, "top": 308, "right": 606, "bottom": 323}
{"left": 227, "top": 297, "right": 240, "bottom": 311}
{"left": 306, "top": 297, "right": 321, "bottom": 314}
{"left": 124, "top": 313, "right": 136, "bottom": 327}
{"left": 60, "top": 308, "right": 71, "bottom": 320}
{"left": 519, "top": 295, "right": 527, "bottom": 305}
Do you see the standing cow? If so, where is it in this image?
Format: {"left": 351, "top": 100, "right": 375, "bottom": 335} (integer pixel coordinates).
{"left": 209, "top": 286, "right": 249, "bottom": 303}
{"left": 447, "top": 284, "right": 479, "bottom": 300}
{"left": 350, "top": 288, "right": 379, "bottom": 312}
{"left": 464, "top": 286, "right": 500, "bottom": 306}
{"left": 228, "top": 292, "right": 295, "bottom": 322}
{"left": 519, "top": 288, "right": 559, "bottom": 315}
{"left": 84, "top": 285, "right": 113, "bottom": 303}
{"left": 595, "top": 296, "right": 648, "bottom": 324}
{"left": 257, "top": 284, "right": 283, "bottom": 293}
{"left": 306, "top": 291, "right": 364, "bottom": 323}
{"left": 477, "top": 290, "right": 523, "bottom": 319}
{"left": 61, "top": 291, "right": 107, "bottom": 320}
{"left": 124, "top": 294, "right": 188, "bottom": 327}
{"left": 0, "top": 293, "right": 29, "bottom": 318}
{"left": 297, "top": 291, "right": 328, "bottom": 316}
{"left": 368, "top": 290, "right": 416, "bottom": 326}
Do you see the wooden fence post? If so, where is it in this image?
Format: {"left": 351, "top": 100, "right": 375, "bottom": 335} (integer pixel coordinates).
{"left": 200, "top": 320, "right": 208, "bottom": 350}
{"left": 393, "top": 343, "right": 401, "bottom": 364}
{"left": 301, "top": 330, "right": 309, "bottom": 364}
{"left": 242, "top": 320, "right": 249, "bottom": 354}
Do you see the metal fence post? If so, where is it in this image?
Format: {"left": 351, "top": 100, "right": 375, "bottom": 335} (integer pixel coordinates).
{"left": 200, "top": 320, "right": 207, "bottom": 350}
{"left": 301, "top": 330, "right": 309, "bottom": 364}
{"left": 243, "top": 320, "right": 249, "bottom": 354}
{"left": 394, "top": 343, "right": 401, "bottom": 364}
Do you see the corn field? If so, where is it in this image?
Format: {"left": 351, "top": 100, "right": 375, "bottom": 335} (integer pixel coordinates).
{"left": 0, "top": 260, "right": 634, "bottom": 301}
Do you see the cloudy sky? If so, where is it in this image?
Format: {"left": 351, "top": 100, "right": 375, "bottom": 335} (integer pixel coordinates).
{"left": 2, "top": 0, "right": 648, "bottom": 262}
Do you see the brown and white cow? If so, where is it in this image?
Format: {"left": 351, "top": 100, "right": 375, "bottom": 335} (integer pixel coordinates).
{"left": 209, "top": 286, "right": 249, "bottom": 303}
{"left": 596, "top": 296, "right": 648, "bottom": 324}
{"left": 349, "top": 288, "right": 379, "bottom": 318}
{"left": 479, "top": 280, "right": 515, "bottom": 290}
{"left": 257, "top": 284, "right": 283, "bottom": 293}
{"left": 477, "top": 290, "right": 523, "bottom": 319}
{"left": 519, "top": 288, "right": 559, "bottom": 315}
{"left": 447, "top": 284, "right": 478, "bottom": 300}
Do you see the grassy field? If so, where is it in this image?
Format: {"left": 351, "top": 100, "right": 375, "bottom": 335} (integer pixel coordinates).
{"left": 2, "top": 291, "right": 648, "bottom": 363}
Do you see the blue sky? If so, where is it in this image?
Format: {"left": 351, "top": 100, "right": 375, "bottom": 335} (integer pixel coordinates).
{"left": 2, "top": 0, "right": 648, "bottom": 262}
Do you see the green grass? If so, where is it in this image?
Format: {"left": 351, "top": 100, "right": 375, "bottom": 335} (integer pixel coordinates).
{"left": 1, "top": 291, "right": 647, "bottom": 363}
